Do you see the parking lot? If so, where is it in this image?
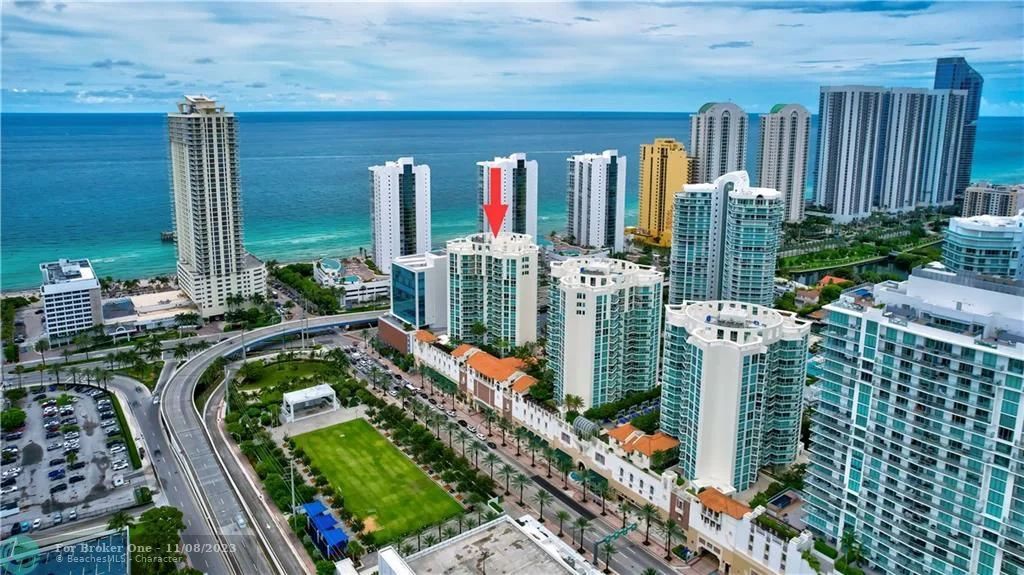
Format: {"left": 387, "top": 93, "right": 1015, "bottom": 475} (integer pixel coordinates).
{"left": 1, "top": 384, "right": 146, "bottom": 536}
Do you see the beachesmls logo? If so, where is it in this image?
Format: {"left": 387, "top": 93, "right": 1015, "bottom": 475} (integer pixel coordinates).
{"left": 0, "top": 534, "right": 40, "bottom": 575}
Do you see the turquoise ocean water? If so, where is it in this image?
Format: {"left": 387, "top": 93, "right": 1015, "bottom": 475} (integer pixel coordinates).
{"left": 2, "top": 112, "right": 1022, "bottom": 290}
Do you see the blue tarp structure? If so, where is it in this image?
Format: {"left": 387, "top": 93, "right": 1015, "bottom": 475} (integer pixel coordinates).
{"left": 301, "top": 500, "right": 349, "bottom": 560}
{"left": 302, "top": 500, "right": 328, "bottom": 517}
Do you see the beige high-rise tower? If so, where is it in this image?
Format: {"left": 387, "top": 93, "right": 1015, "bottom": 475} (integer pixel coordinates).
{"left": 169, "top": 95, "right": 265, "bottom": 318}
{"left": 635, "top": 138, "right": 693, "bottom": 247}
{"left": 759, "top": 104, "right": 810, "bottom": 223}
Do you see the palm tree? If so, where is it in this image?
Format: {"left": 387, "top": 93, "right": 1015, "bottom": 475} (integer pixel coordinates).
{"left": 513, "top": 473, "right": 529, "bottom": 505}
{"left": 601, "top": 541, "right": 618, "bottom": 573}
{"left": 574, "top": 518, "right": 590, "bottom": 552}
{"left": 557, "top": 459, "right": 573, "bottom": 490}
{"left": 415, "top": 528, "right": 425, "bottom": 551}
{"left": 618, "top": 500, "right": 632, "bottom": 528}
{"left": 513, "top": 427, "right": 528, "bottom": 456}
{"left": 555, "top": 510, "right": 570, "bottom": 538}
{"left": 468, "top": 442, "right": 483, "bottom": 469}
{"left": 841, "top": 530, "right": 864, "bottom": 567}
{"left": 173, "top": 343, "right": 189, "bottom": 361}
{"left": 445, "top": 421, "right": 458, "bottom": 448}
{"left": 640, "top": 570, "right": 659, "bottom": 575}
{"left": 456, "top": 430, "right": 469, "bottom": 455}
{"left": 526, "top": 439, "right": 540, "bottom": 467}
{"left": 595, "top": 484, "right": 610, "bottom": 516}
{"left": 483, "top": 408, "right": 496, "bottom": 436}
{"left": 398, "top": 543, "right": 415, "bottom": 556}
{"left": 483, "top": 453, "right": 500, "bottom": 479}
{"left": 498, "top": 464, "right": 515, "bottom": 495}
{"left": 442, "top": 526, "right": 457, "bottom": 541}
{"left": 532, "top": 490, "right": 553, "bottom": 522}
{"left": 61, "top": 347, "right": 73, "bottom": 364}
{"left": 144, "top": 342, "right": 162, "bottom": 362}
{"left": 35, "top": 338, "right": 50, "bottom": 366}
{"left": 564, "top": 394, "right": 584, "bottom": 413}
{"left": 107, "top": 511, "right": 134, "bottom": 530}
{"left": 422, "top": 534, "right": 438, "bottom": 548}
{"left": 541, "top": 447, "right": 555, "bottom": 478}
{"left": 397, "top": 388, "right": 411, "bottom": 408}
{"left": 13, "top": 365, "right": 25, "bottom": 387}
{"left": 345, "top": 540, "right": 365, "bottom": 565}
{"left": 660, "top": 519, "right": 684, "bottom": 561}
{"left": 68, "top": 366, "right": 80, "bottom": 385}
{"left": 497, "top": 417, "right": 511, "bottom": 446}
{"left": 72, "top": 332, "right": 93, "bottom": 359}
{"left": 639, "top": 503, "right": 659, "bottom": 546}
{"left": 48, "top": 364, "right": 62, "bottom": 385}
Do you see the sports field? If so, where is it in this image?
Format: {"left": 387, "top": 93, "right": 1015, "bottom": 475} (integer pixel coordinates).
{"left": 293, "top": 418, "right": 463, "bottom": 542}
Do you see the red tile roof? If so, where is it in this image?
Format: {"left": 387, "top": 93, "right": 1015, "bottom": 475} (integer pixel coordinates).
{"left": 415, "top": 330, "right": 437, "bottom": 343}
{"left": 451, "top": 344, "right": 475, "bottom": 358}
{"left": 699, "top": 488, "right": 751, "bottom": 520}
{"left": 607, "top": 424, "right": 680, "bottom": 457}
{"left": 466, "top": 352, "right": 525, "bottom": 382}
{"left": 511, "top": 374, "right": 538, "bottom": 394}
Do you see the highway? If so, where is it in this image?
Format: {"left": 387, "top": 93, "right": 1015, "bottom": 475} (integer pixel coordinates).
{"left": 159, "top": 312, "right": 383, "bottom": 575}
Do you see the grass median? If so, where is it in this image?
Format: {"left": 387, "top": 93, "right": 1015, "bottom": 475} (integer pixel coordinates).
{"left": 108, "top": 392, "right": 142, "bottom": 470}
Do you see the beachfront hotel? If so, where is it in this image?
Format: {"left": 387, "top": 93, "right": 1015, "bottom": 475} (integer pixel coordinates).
{"left": 168, "top": 95, "right": 266, "bottom": 318}
{"left": 942, "top": 213, "right": 1024, "bottom": 279}
{"left": 660, "top": 300, "right": 810, "bottom": 493}
{"left": 804, "top": 264, "right": 1024, "bottom": 575}
{"left": 477, "top": 153, "right": 538, "bottom": 239}
{"left": 758, "top": 104, "right": 810, "bottom": 223}
{"left": 669, "top": 171, "right": 783, "bottom": 307}
{"left": 690, "top": 102, "right": 748, "bottom": 184}
{"left": 634, "top": 138, "right": 694, "bottom": 247}
{"left": 935, "top": 57, "right": 984, "bottom": 199}
{"left": 547, "top": 257, "right": 663, "bottom": 409}
{"left": 39, "top": 258, "right": 102, "bottom": 341}
{"left": 446, "top": 232, "right": 538, "bottom": 349}
{"left": 566, "top": 150, "right": 626, "bottom": 252}
{"left": 369, "top": 156, "right": 432, "bottom": 272}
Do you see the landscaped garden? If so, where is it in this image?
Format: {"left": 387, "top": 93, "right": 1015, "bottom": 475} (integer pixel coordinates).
{"left": 294, "top": 419, "right": 464, "bottom": 542}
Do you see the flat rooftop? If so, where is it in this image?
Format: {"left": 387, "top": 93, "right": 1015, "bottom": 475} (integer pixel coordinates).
{"left": 405, "top": 516, "right": 583, "bottom": 574}
{"left": 40, "top": 258, "right": 96, "bottom": 285}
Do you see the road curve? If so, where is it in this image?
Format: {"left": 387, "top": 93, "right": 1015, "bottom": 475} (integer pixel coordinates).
{"left": 160, "top": 312, "right": 383, "bottom": 575}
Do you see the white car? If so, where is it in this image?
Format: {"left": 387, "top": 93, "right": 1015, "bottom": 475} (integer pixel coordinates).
{"left": 2, "top": 468, "right": 21, "bottom": 479}
{"left": 476, "top": 432, "right": 487, "bottom": 441}
{"left": 110, "top": 445, "right": 126, "bottom": 454}
{"left": 112, "top": 476, "right": 124, "bottom": 487}
{"left": 112, "top": 461, "right": 128, "bottom": 471}
{"left": 31, "top": 518, "right": 41, "bottom": 530}
{"left": 467, "top": 425, "right": 477, "bottom": 433}
{"left": 0, "top": 486, "right": 16, "bottom": 495}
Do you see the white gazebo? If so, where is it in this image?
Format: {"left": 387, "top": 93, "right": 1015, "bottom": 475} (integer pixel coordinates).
{"left": 281, "top": 384, "right": 338, "bottom": 423}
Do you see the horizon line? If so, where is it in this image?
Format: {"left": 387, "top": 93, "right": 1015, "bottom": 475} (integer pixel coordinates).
{"left": 1, "top": 109, "right": 1020, "bottom": 118}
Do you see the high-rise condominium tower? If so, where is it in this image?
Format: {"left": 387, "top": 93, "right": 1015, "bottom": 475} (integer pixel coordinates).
{"left": 670, "top": 171, "right": 782, "bottom": 307}
{"left": 635, "top": 138, "right": 693, "bottom": 247}
{"left": 547, "top": 258, "right": 663, "bottom": 409}
{"left": 477, "top": 153, "right": 537, "bottom": 238}
{"left": 168, "top": 95, "right": 265, "bottom": 318}
{"left": 942, "top": 213, "right": 1024, "bottom": 279}
{"left": 660, "top": 300, "right": 809, "bottom": 492}
{"left": 566, "top": 150, "right": 626, "bottom": 251}
{"left": 880, "top": 88, "right": 967, "bottom": 211}
{"left": 816, "top": 85, "right": 967, "bottom": 221}
{"left": 369, "top": 157, "right": 431, "bottom": 272}
{"left": 805, "top": 265, "right": 1024, "bottom": 575}
{"left": 759, "top": 104, "right": 810, "bottom": 223}
{"left": 935, "top": 57, "right": 984, "bottom": 198}
{"left": 815, "top": 86, "right": 888, "bottom": 223}
{"left": 690, "top": 102, "right": 748, "bottom": 183}
{"left": 963, "top": 183, "right": 1024, "bottom": 218}
{"left": 447, "top": 232, "right": 538, "bottom": 349}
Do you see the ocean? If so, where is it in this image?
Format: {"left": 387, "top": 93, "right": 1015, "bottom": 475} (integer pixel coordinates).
{"left": 2, "top": 112, "right": 1022, "bottom": 291}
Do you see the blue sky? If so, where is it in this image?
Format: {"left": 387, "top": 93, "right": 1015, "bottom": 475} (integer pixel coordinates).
{"left": 2, "top": 1, "right": 1022, "bottom": 114}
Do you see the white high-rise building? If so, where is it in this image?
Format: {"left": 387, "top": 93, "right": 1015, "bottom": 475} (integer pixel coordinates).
{"left": 566, "top": 150, "right": 626, "bottom": 251}
{"left": 660, "top": 300, "right": 810, "bottom": 492}
{"left": 547, "top": 258, "right": 663, "bottom": 409}
{"left": 447, "top": 232, "right": 538, "bottom": 349}
{"left": 759, "top": 104, "right": 810, "bottom": 223}
{"left": 369, "top": 157, "right": 431, "bottom": 272}
{"left": 690, "top": 102, "right": 748, "bottom": 183}
{"left": 943, "top": 213, "right": 1024, "bottom": 279}
{"left": 39, "top": 258, "right": 102, "bottom": 341}
{"left": 477, "top": 153, "right": 537, "bottom": 238}
{"left": 390, "top": 250, "right": 449, "bottom": 330}
{"left": 880, "top": 88, "right": 967, "bottom": 212}
{"left": 815, "top": 86, "right": 888, "bottom": 223}
{"left": 670, "top": 171, "right": 783, "bottom": 307}
{"left": 168, "top": 95, "right": 265, "bottom": 318}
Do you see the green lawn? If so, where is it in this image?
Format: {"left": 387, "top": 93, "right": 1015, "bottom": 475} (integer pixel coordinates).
{"left": 294, "top": 419, "right": 462, "bottom": 542}
{"left": 238, "top": 360, "right": 336, "bottom": 391}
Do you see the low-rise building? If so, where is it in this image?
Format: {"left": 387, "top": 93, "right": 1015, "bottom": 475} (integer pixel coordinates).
{"left": 687, "top": 487, "right": 819, "bottom": 575}
{"left": 378, "top": 515, "right": 600, "bottom": 575}
{"left": 39, "top": 258, "right": 102, "bottom": 341}
{"left": 605, "top": 423, "right": 679, "bottom": 470}
{"left": 101, "top": 290, "right": 198, "bottom": 336}
{"left": 314, "top": 258, "right": 390, "bottom": 305}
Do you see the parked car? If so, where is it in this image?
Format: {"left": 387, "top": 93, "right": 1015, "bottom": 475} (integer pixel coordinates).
{"left": 46, "top": 442, "right": 62, "bottom": 451}
{"left": 112, "top": 476, "right": 124, "bottom": 487}
{"left": 69, "top": 461, "right": 87, "bottom": 470}
{"left": 0, "top": 478, "right": 17, "bottom": 488}
{"left": 31, "top": 518, "right": 41, "bottom": 530}
{"left": 111, "top": 445, "right": 127, "bottom": 454}
{"left": 49, "top": 458, "right": 64, "bottom": 467}
{"left": 112, "top": 461, "right": 128, "bottom": 471}
{"left": 50, "top": 484, "right": 67, "bottom": 495}
{"left": 51, "top": 511, "right": 62, "bottom": 524}
{"left": 0, "top": 486, "right": 17, "bottom": 495}
{"left": 69, "top": 475, "right": 85, "bottom": 484}
{"left": 67, "top": 509, "right": 77, "bottom": 521}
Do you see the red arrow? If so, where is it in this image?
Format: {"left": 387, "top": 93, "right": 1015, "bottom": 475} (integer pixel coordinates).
{"left": 483, "top": 166, "right": 508, "bottom": 237}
